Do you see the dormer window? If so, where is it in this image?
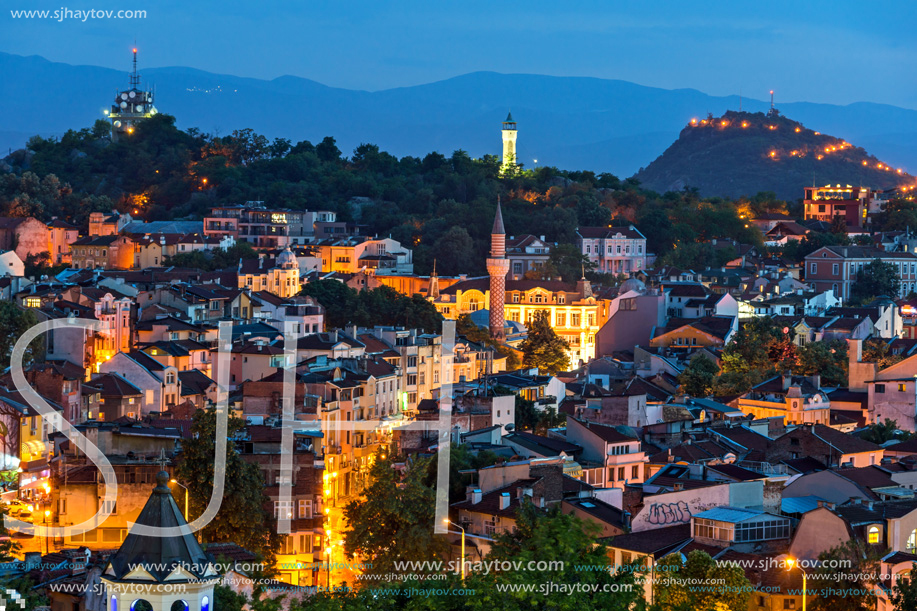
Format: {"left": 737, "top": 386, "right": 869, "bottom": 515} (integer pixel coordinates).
{"left": 868, "top": 525, "right": 881, "bottom": 544}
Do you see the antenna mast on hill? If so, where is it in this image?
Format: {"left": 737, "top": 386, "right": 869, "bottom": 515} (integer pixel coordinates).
{"left": 770, "top": 90, "right": 774, "bottom": 111}
{"left": 130, "top": 45, "right": 140, "bottom": 89}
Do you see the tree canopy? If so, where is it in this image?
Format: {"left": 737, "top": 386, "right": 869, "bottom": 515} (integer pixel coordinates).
{"left": 302, "top": 280, "right": 443, "bottom": 333}
{"left": 4, "top": 114, "right": 770, "bottom": 275}
{"left": 174, "top": 407, "right": 280, "bottom": 568}
{"left": 519, "top": 310, "right": 570, "bottom": 374}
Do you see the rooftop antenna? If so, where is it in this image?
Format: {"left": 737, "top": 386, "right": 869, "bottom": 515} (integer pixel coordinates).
{"left": 130, "top": 44, "right": 140, "bottom": 89}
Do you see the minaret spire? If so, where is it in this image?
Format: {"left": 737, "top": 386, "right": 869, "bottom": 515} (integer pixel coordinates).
{"left": 487, "top": 199, "right": 510, "bottom": 341}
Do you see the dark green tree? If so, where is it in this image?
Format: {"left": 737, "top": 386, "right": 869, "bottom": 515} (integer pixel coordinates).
{"left": 678, "top": 356, "right": 720, "bottom": 397}
{"left": 343, "top": 452, "right": 449, "bottom": 580}
{"left": 432, "top": 226, "right": 477, "bottom": 276}
{"left": 861, "top": 418, "right": 913, "bottom": 444}
{"left": 891, "top": 564, "right": 917, "bottom": 611}
{"left": 795, "top": 340, "right": 848, "bottom": 386}
{"left": 652, "top": 550, "right": 752, "bottom": 611}
{"left": 547, "top": 243, "right": 595, "bottom": 282}
{"left": 808, "top": 539, "right": 881, "bottom": 611}
{"left": 0, "top": 302, "right": 43, "bottom": 370}
{"left": 519, "top": 310, "right": 570, "bottom": 374}
{"left": 862, "top": 338, "right": 904, "bottom": 369}
{"left": 852, "top": 258, "right": 901, "bottom": 304}
{"left": 175, "top": 408, "right": 281, "bottom": 568}
{"left": 489, "top": 502, "right": 642, "bottom": 610}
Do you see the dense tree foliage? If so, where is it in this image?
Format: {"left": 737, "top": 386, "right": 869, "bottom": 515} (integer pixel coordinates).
{"left": 175, "top": 408, "right": 281, "bottom": 568}
{"left": 455, "top": 314, "right": 520, "bottom": 369}
{"left": 519, "top": 310, "right": 570, "bottom": 374}
{"left": 652, "top": 550, "right": 752, "bottom": 611}
{"left": 302, "top": 280, "right": 442, "bottom": 333}
{"left": 677, "top": 355, "right": 720, "bottom": 397}
{"left": 166, "top": 241, "right": 260, "bottom": 270}
{"left": 862, "top": 338, "right": 904, "bottom": 369}
{"left": 713, "top": 317, "right": 847, "bottom": 395}
{"left": 342, "top": 452, "right": 449, "bottom": 580}
{"left": 0, "top": 301, "right": 43, "bottom": 370}
{"left": 891, "top": 563, "right": 917, "bottom": 611}
{"left": 861, "top": 418, "right": 913, "bottom": 444}
{"left": 852, "top": 258, "right": 900, "bottom": 304}
{"left": 3, "top": 114, "right": 769, "bottom": 275}
{"left": 311, "top": 500, "right": 641, "bottom": 611}
{"left": 808, "top": 539, "right": 881, "bottom": 611}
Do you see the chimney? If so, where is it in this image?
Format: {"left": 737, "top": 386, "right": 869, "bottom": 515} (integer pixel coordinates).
{"left": 499, "top": 492, "right": 511, "bottom": 510}
{"left": 622, "top": 511, "right": 631, "bottom": 530}
{"left": 782, "top": 372, "right": 792, "bottom": 391}
{"left": 850, "top": 338, "right": 863, "bottom": 364}
{"left": 472, "top": 489, "right": 482, "bottom": 505}
{"left": 809, "top": 374, "right": 821, "bottom": 389}
{"left": 673, "top": 482, "right": 684, "bottom": 492}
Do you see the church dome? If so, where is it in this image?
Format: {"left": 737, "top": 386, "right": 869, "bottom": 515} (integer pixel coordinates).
{"left": 619, "top": 277, "right": 646, "bottom": 294}
{"left": 276, "top": 247, "right": 299, "bottom": 269}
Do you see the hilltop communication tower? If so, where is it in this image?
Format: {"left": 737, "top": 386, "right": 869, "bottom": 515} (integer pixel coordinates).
{"left": 109, "top": 47, "right": 158, "bottom": 140}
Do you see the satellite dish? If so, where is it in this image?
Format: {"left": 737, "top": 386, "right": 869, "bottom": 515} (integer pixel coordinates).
{"left": 135, "top": 105, "right": 143, "bottom": 113}
{"left": 128, "top": 91, "right": 136, "bottom": 98}
{"left": 121, "top": 93, "right": 128, "bottom": 100}
{"left": 114, "top": 121, "right": 122, "bottom": 128}
{"left": 723, "top": 453, "right": 737, "bottom": 464}
{"left": 120, "top": 102, "right": 127, "bottom": 109}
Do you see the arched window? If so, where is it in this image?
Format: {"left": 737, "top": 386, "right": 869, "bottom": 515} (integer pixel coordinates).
{"left": 130, "top": 600, "right": 153, "bottom": 611}
{"left": 907, "top": 529, "right": 916, "bottom": 553}
{"left": 171, "top": 601, "right": 189, "bottom": 611}
{"left": 868, "top": 525, "right": 880, "bottom": 544}
{"left": 110, "top": 595, "right": 118, "bottom": 611}
{"left": 201, "top": 595, "right": 210, "bottom": 611}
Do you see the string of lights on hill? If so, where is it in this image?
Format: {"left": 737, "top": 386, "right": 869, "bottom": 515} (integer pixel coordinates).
{"left": 634, "top": 110, "right": 915, "bottom": 200}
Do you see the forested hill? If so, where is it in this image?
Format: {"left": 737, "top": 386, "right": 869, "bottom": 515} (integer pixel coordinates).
{"left": 0, "top": 113, "right": 794, "bottom": 276}
{"left": 634, "top": 111, "right": 916, "bottom": 200}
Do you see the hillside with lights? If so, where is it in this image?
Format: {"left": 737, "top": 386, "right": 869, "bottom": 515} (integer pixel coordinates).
{"left": 633, "top": 110, "right": 915, "bottom": 200}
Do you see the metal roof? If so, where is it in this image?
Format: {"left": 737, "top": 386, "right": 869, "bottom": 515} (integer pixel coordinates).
{"left": 692, "top": 506, "right": 783, "bottom": 523}
{"left": 780, "top": 495, "right": 825, "bottom": 514}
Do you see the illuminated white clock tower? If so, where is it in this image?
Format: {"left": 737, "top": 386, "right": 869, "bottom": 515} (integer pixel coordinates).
{"left": 501, "top": 111, "right": 517, "bottom": 175}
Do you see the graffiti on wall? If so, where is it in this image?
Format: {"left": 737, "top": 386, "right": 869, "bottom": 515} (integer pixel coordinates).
{"left": 645, "top": 501, "right": 691, "bottom": 525}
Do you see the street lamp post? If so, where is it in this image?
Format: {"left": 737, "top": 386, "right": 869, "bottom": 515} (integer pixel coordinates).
{"left": 43, "top": 510, "right": 50, "bottom": 555}
{"left": 170, "top": 479, "right": 189, "bottom": 522}
{"left": 444, "top": 519, "right": 466, "bottom": 581}
{"left": 786, "top": 558, "right": 807, "bottom": 611}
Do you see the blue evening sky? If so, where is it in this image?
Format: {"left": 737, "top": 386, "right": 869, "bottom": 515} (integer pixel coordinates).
{"left": 3, "top": 0, "right": 916, "bottom": 108}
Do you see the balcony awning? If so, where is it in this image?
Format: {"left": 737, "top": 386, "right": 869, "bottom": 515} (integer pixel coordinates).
{"left": 21, "top": 441, "right": 46, "bottom": 458}
{"left": 563, "top": 461, "right": 583, "bottom": 478}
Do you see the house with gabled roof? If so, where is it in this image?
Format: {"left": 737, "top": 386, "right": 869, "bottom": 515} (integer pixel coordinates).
{"left": 649, "top": 316, "right": 737, "bottom": 350}
{"left": 768, "top": 423, "right": 883, "bottom": 468}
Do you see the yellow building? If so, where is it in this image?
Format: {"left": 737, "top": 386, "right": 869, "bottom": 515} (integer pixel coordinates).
{"left": 737, "top": 374, "right": 832, "bottom": 425}
{"left": 237, "top": 249, "right": 301, "bottom": 298}
{"left": 434, "top": 277, "right": 609, "bottom": 364}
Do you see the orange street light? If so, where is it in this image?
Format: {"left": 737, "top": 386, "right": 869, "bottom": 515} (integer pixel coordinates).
{"left": 786, "top": 558, "right": 807, "bottom": 611}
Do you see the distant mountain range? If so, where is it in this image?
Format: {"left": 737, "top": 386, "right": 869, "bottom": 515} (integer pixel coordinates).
{"left": 3, "top": 52, "right": 917, "bottom": 189}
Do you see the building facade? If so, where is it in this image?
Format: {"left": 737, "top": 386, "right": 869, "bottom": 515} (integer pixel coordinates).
{"left": 577, "top": 226, "right": 647, "bottom": 275}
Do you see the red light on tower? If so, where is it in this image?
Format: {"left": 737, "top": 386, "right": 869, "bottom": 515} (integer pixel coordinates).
{"left": 133, "top": 48, "right": 137, "bottom": 53}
